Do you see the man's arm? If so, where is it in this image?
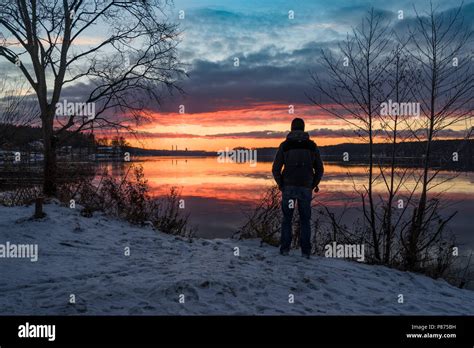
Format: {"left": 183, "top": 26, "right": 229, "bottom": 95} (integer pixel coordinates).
{"left": 312, "top": 144, "right": 324, "bottom": 188}
{"left": 272, "top": 144, "right": 284, "bottom": 189}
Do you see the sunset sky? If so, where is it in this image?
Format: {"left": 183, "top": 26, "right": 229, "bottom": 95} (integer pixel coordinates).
{"left": 130, "top": 0, "right": 366, "bottom": 150}
{"left": 129, "top": 0, "right": 473, "bottom": 151}
{"left": 1, "top": 0, "right": 472, "bottom": 151}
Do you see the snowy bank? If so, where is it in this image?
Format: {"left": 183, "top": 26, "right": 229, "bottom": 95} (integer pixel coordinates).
{"left": 0, "top": 202, "right": 473, "bottom": 315}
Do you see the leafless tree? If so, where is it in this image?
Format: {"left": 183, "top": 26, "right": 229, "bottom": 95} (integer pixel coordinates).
{"left": 378, "top": 47, "right": 415, "bottom": 264}
{"left": 0, "top": 0, "right": 184, "bottom": 195}
{"left": 0, "top": 76, "right": 39, "bottom": 145}
{"left": 308, "top": 4, "right": 473, "bottom": 272}
{"left": 401, "top": 2, "right": 474, "bottom": 270}
{"left": 308, "top": 9, "right": 395, "bottom": 262}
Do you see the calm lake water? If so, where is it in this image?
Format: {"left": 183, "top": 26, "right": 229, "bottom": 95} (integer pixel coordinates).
{"left": 100, "top": 156, "right": 474, "bottom": 253}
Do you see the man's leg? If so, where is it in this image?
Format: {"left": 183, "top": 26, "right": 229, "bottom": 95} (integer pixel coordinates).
{"left": 297, "top": 187, "right": 313, "bottom": 256}
{"left": 280, "top": 187, "right": 295, "bottom": 253}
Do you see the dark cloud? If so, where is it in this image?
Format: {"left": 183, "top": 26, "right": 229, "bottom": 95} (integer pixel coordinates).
{"left": 158, "top": 42, "right": 332, "bottom": 113}
{"left": 132, "top": 127, "right": 472, "bottom": 139}
{"left": 209, "top": 128, "right": 357, "bottom": 138}
{"left": 160, "top": 0, "right": 474, "bottom": 116}
{"left": 4, "top": 0, "right": 472, "bottom": 122}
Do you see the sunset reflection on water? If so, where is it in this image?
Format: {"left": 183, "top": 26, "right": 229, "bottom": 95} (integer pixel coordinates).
{"left": 99, "top": 156, "right": 474, "bottom": 243}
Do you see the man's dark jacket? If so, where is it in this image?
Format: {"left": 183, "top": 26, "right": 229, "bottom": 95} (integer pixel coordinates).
{"left": 272, "top": 130, "right": 324, "bottom": 189}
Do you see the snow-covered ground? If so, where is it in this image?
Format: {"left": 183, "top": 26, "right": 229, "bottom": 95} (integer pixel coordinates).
{"left": 0, "top": 202, "right": 473, "bottom": 315}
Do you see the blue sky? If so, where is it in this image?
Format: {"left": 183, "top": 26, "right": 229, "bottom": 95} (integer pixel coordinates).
{"left": 0, "top": 0, "right": 472, "bottom": 150}
{"left": 160, "top": 0, "right": 473, "bottom": 114}
{"left": 173, "top": 0, "right": 472, "bottom": 63}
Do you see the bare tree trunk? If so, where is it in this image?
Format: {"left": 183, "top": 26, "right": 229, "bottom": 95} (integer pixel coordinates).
{"left": 42, "top": 113, "right": 57, "bottom": 196}
{"left": 406, "top": 115, "right": 434, "bottom": 270}
{"left": 383, "top": 119, "right": 398, "bottom": 264}
{"left": 0, "top": 0, "right": 183, "bottom": 197}
{"left": 363, "top": 14, "right": 381, "bottom": 262}
{"left": 405, "top": 9, "right": 439, "bottom": 271}
{"left": 368, "top": 106, "right": 380, "bottom": 261}
{"left": 383, "top": 52, "right": 402, "bottom": 264}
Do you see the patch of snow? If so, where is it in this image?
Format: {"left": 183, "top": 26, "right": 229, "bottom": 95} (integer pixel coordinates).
{"left": 0, "top": 203, "right": 473, "bottom": 315}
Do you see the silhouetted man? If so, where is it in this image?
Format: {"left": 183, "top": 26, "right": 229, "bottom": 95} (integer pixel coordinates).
{"left": 272, "top": 118, "right": 324, "bottom": 258}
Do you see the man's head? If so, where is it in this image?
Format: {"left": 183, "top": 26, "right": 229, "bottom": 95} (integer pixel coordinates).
{"left": 291, "top": 118, "right": 305, "bottom": 131}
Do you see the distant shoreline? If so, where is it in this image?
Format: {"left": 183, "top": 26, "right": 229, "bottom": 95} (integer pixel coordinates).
{"left": 125, "top": 138, "right": 474, "bottom": 170}
{"left": 122, "top": 155, "right": 473, "bottom": 171}
{"left": 1, "top": 139, "right": 472, "bottom": 170}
